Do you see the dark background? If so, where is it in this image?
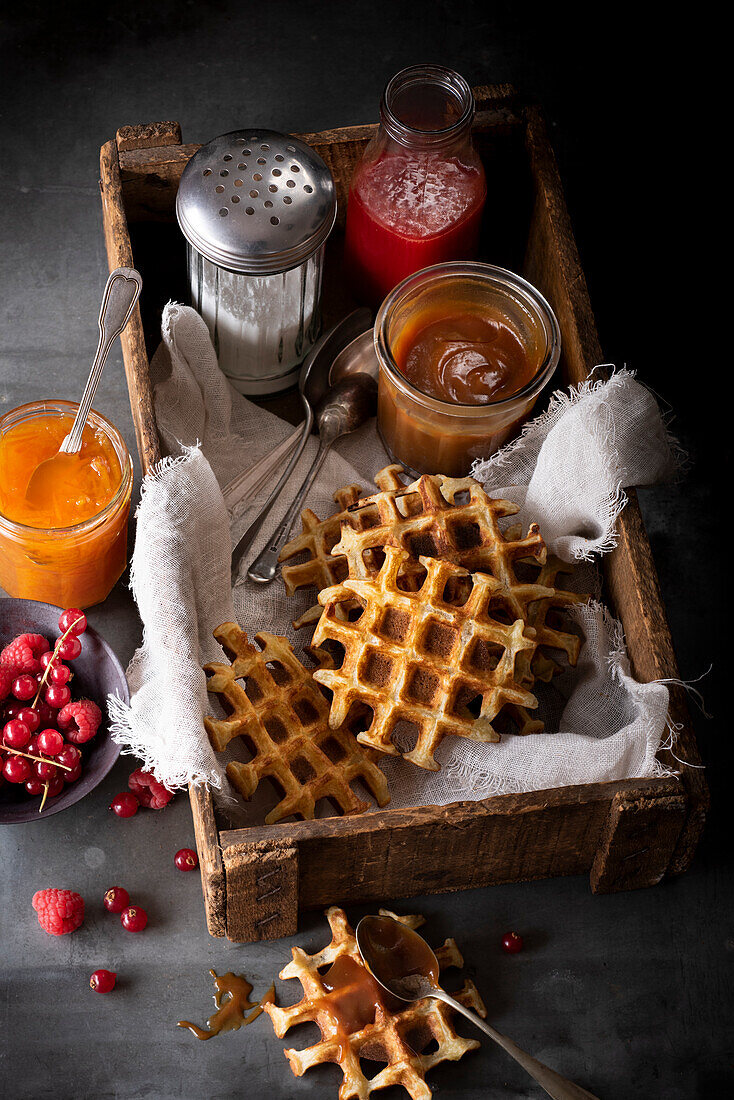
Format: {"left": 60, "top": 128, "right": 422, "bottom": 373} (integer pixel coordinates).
{"left": 0, "top": 3, "right": 729, "bottom": 1099}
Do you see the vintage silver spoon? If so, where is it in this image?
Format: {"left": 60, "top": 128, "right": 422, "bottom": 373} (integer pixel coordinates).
{"left": 247, "top": 370, "right": 376, "bottom": 584}
{"left": 356, "top": 915, "right": 600, "bottom": 1100}
{"left": 25, "top": 267, "right": 142, "bottom": 505}
{"left": 230, "top": 308, "right": 371, "bottom": 581}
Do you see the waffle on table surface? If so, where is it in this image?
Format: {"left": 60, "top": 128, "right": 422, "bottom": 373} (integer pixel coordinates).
{"left": 264, "top": 906, "right": 485, "bottom": 1100}
{"left": 203, "top": 624, "right": 390, "bottom": 824}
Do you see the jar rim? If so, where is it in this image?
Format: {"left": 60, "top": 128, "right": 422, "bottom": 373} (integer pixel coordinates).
{"left": 0, "top": 400, "right": 133, "bottom": 537}
{"left": 380, "top": 65, "right": 475, "bottom": 148}
{"left": 374, "top": 261, "right": 562, "bottom": 416}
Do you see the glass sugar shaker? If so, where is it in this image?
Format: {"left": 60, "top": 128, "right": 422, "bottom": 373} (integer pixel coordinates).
{"left": 176, "top": 129, "right": 337, "bottom": 396}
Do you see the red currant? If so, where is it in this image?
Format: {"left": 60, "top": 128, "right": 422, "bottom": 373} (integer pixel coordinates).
{"left": 3, "top": 756, "right": 31, "bottom": 783}
{"left": 56, "top": 744, "right": 81, "bottom": 769}
{"left": 45, "top": 776, "right": 65, "bottom": 798}
{"left": 24, "top": 777, "right": 45, "bottom": 796}
{"left": 36, "top": 702, "right": 57, "bottom": 726}
{"left": 64, "top": 763, "right": 82, "bottom": 784}
{"left": 103, "top": 886, "right": 130, "bottom": 913}
{"left": 120, "top": 905, "right": 148, "bottom": 932}
{"left": 89, "top": 968, "right": 116, "bottom": 993}
{"left": 17, "top": 707, "right": 40, "bottom": 733}
{"left": 501, "top": 931, "right": 524, "bottom": 954}
{"left": 110, "top": 792, "right": 139, "bottom": 818}
{"left": 37, "top": 729, "right": 64, "bottom": 756}
{"left": 174, "top": 848, "right": 199, "bottom": 872}
{"left": 12, "top": 675, "right": 37, "bottom": 701}
{"left": 57, "top": 636, "right": 82, "bottom": 661}
{"left": 59, "top": 609, "right": 87, "bottom": 636}
{"left": 49, "top": 664, "right": 71, "bottom": 686}
{"left": 2, "top": 702, "right": 22, "bottom": 721}
{"left": 34, "top": 759, "right": 58, "bottom": 781}
{"left": 3, "top": 719, "right": 31, "bottom": 749}
{"left": 40, "top": 651, "right": 55, "bottom": 670}
{"left": 45, "top": 684, "right": 72, "bottom": 709}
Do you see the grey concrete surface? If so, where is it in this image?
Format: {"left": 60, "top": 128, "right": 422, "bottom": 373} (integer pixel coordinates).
{"left": 0, "top": 4, "right": 728, "bottom": 1099}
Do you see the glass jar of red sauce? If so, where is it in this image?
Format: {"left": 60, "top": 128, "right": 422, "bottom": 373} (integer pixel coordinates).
{"left": 344, "top": 65, "right": 486, "bottom": 308}
{"left": 0, "top": 400, "right": 133, "bottom": 608}
{"left": 375, "top": 263, "right": 561, "bottom": 477}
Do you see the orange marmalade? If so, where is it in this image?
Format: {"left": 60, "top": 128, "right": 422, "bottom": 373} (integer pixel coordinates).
{"left": 0, "top": 402, "right": 132, "bottom": 608}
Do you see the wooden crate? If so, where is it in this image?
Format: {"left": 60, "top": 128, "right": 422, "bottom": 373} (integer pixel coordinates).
{"left": 99, "top": 86, "right": 708, "bottom": 942}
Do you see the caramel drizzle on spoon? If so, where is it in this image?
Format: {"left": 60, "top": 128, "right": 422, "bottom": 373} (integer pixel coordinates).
{"left": 177, "top": 970, "right": 275, "bottom": 1040}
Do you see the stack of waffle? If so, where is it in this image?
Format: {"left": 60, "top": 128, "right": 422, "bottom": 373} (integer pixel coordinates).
{"left": 204, "top": 466, "right": 587, "bottom": 817}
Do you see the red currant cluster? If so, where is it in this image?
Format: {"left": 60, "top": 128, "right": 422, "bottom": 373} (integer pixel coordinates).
{"left": 0, "top": 609, "right": 101, "bottom": 809}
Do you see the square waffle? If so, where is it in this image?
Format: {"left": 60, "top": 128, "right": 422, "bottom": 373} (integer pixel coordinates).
{"left": 279, "top": 466, "right": 408, "bottom": 631}
{"left": 312, "top": 546, "right": 540, "bottom": 770}
{"left": 203, "top": 625, "right": 390, "bottom": 824}
{"left": 264, "top": 905, "right": 485, "bottom": 1100}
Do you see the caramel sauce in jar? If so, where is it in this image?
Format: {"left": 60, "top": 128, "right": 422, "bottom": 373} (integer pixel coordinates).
{"left": 375, "top": 263, "right": 561, "bottom": 477}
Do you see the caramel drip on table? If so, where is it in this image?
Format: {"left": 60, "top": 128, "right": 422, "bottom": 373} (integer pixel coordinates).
{"left": 177, "top": 970, "right": 276, "bottom": 1040}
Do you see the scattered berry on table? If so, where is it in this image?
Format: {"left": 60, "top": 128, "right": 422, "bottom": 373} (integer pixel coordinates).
{"left": 128, "top": 768, "right": 174, "bottom": 809}
{"left": 32, "top": 888, "right": 85, "bottom": 935}
{"left": 57, "top": 635, "right": 82, "bottom": 661}
{"left": 1, "top": 634, "right": 49, "bottom": 674}
{"left": 110, "top": 792, "right": 139, "bottom": 818}
{"left": 59, "top": 609, "right": 87, "bottom": 636}
{"left": 3, "top": 719, "right": 31, "bottom": 749}
{"left": 174, "top": 848, "right": 199, "bottom": 872}
{"left": 12, "top": 674, "right": 37, "bottom": 701}
{"left": 3, "top": 755, "right": 31, "bottom": 784}
{"left": 45, "top": 684, "right": 72, "bottom": 710}
{"left": 120, "top": 905, "right": 148, "bottom": 932}
{"left": 57, "top": 699, "right": 102, "bottom": 744}
{"left": 501, "top": 931, "right": 524, "bottom": 954}
{"left": 37, "top": 729, "right": 64, "bottom": 756}
{"left": 89, "top": 969, "right": 116, "bottom": 993}
{"left": 103, "top": 886, "right": 130, "bottom": 913}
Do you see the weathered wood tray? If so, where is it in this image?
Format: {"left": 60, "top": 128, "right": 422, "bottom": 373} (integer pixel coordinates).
{"left": 99, "top": 86, "right": 708, "bottom": 942}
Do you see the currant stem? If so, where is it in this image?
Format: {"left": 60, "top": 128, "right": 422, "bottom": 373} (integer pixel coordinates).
{"left": 31, "top": 615, "right": 84, "bottom": 710}
{"left": 38, "top": 783, "right": 49, "bottom": 813}
{"left": 4, "top": 746, "right": 72, "bottom": 771}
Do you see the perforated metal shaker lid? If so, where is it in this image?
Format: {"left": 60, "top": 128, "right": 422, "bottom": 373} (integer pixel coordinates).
{"left": 176, "top": 129, "right": 337, "bottom": 275}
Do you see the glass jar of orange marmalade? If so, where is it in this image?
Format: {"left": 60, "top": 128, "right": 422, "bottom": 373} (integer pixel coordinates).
{"left": 0, "top": 400, "right": 133, "bottom": 608}
{"left": 375, "top": 263, "right": 561, "bottom": 477}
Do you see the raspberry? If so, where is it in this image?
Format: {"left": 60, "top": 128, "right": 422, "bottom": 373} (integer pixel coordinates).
{"left": 0, "top": 664, "right": 19, "bottom": 700}
{"left": 128, "top": 768, "right": 174, "bottom": 809}
{"left": 57, "top": 699, "right": 102, "bottom": 744}
{"left": 0, "top": 634, "right": 49, "bottom": 675}
{"left": 32, "top": 888, "right": 85, "bottom": 935}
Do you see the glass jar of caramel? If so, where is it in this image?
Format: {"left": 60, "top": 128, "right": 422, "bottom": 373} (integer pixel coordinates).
{"left": 344, "top": 65, "right": 486, "bottom": 308}
{"left": 0, "top": 400, "right": 133, "bottom": 608}
{"left": 375, "top": 262, "right": 561, "bottom": 477}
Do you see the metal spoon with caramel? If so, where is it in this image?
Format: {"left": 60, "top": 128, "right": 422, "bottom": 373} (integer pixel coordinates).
{"left": 356, "top": 915, "right": 599, "bottom": 1100}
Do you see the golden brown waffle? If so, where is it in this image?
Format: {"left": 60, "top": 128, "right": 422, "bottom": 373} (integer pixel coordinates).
{"left": 279, "top": 467, "right": 408, "bottom": 631}
{"left": 203, "top": 625, "right": 390, "bottom": 824}
{"left": 264, "top": 906, "right": 485, "bottom": 1100}
{"left": 312, "top": 547, "right": 539, "bottom": 770}
{"left": 336, "top": 471, "right": 589, "bottom": 687}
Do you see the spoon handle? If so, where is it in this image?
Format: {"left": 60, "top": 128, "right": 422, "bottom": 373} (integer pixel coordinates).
{"left": 61, "top": 267, "right": 142, "bottom": 454}
{"left": 231, "top": 396, "right": 314, "bottom": 582}
{"left": 432, "top": 989, "right": 600, "bottom": 1100}
{"left": 247, "top": 435, "right": 334, "bottom": 584}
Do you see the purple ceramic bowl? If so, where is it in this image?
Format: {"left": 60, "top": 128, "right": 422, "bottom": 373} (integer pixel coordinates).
{"left": 0, "top": 598, "right": 128, "bottom": 824}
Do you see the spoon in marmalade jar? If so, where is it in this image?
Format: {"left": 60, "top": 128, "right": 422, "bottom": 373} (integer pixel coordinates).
{"left": 24, "top": 268, "right": 142, "bottom": 509}
{"left": 356, "top": 915, "right": 600, "bottom": 1100}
